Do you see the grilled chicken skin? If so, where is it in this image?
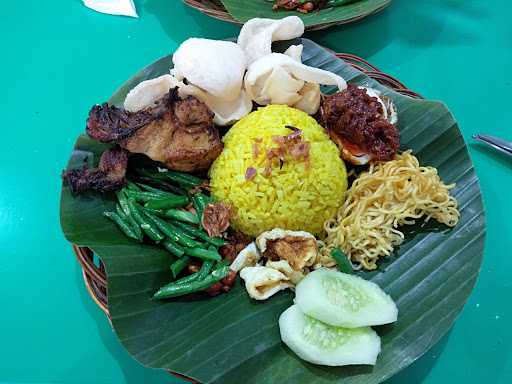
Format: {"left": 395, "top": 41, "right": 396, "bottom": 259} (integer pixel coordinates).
{"left": 87, "top": 89, "right": 223, "bottom": 172}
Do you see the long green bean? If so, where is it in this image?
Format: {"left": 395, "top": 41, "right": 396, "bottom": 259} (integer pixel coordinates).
{"left": 191, "top": 193, "right": 211, "bottom": 228}
{"left": 154, "top": 265, "right": 229, "bottom": 299}
{"left": 145, "top": 196, "right": 189, "bottom": 210}
{"left": 163, "top": 170, "right": 203, "bottom": 189}
{"left": 196, "top": 260, "right": 214, "bottom": 279}
{"left": 170, "top": 225, "right": 204, "bottom": 248}
{"left": 143, "top": 211, "right": 203, "bottom": 248}
{"left": 162, "top": 239, "right": 185, "bottom": 258}
{"left": 171, "top": 260, "right": 214, "bottom": 285}
{"left": 116, "top": 191, "right": 143, "bottom": 240}
{"left": 115, "top": 204, "right": 126, "bottom": 219}
{"left": 127, "top": 199, "right": 164, "bottom": 242}
{"left": 162, "top": 209, "right": 199, "bottom": 224}
{"left": 143, "top": 211, "right": 177, "bottom": 239}
{"left": 170, "top": 256, "right": 190, "bottom": 279}
{"left": 173, "top": 221, "right": 225, "bottom": 247}
{"left": 143, "top": 207, "right": 164, "bottom": 216}
{"left": 136, "top": 182, "right": 177, "bottom": 196}
{"left": 126, "top": 190, "right": 168, "bottom": 202}
{"left": 331, "top": 248, "right": 353, "bottom": 274}
{"left": 126, "top": 182, "right": 142, "bottom": 192}
{"left": 103, "top": 211, "right": 140, "bottom": 241}
{"left": 184, "top": 247, "right": 222, "bottom": 261}
{"left": 115, "top": 204, "right": 144, "bottom": 241}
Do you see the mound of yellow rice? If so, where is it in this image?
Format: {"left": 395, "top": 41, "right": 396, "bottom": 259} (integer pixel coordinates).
{"left": 209, "top": 105, "right": 348, "bottom": 237}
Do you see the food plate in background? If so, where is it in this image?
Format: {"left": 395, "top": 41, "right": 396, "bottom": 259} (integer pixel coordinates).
{"left": 183, "top": 0, "right": 391, "bottom": 31}
{"left": 60, "top": 38, "right": 485, "bottom": 384}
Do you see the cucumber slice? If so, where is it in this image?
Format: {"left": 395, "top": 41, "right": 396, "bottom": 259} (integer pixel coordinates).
{"left": 295, "top": 268, "right": 398, "bottom": 328}
{"left": 279, "top": 305, "right": 381, "bottom": 366}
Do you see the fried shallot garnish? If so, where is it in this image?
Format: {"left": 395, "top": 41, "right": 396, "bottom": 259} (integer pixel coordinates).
{"left": 262, "top": 126, "right": 311, "bottom": 176}
{"left": 202, "top": 202, "right": 232, "bottom": 238}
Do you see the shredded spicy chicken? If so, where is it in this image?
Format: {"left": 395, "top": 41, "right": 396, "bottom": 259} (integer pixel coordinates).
{"left": 320, "top": 85, "right": 400, "bottom": 162}
{"left": 202, "top": 202, "right": 232, "bottom": 237}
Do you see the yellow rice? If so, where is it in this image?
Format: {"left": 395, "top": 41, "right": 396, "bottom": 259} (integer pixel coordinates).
{"left": 209, "top": 105, "right": 348, "bottom": 237}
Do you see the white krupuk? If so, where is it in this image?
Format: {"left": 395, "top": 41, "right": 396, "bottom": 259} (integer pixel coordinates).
{"left": 173, "top": 38, "right": 247, "bottom": 101}
{"left": 123, "top": 74, "right": 252, "bottom": 126}
{"left": 265, "top": 260, "right": 306, "bottom": 285}
{"left": 124, "top": 16, "right": 349, "bottom": 124}
{"left": 238, "top": 16, "right": 305, "bottom": 65}
{"left": 283, "top": 44, "right": 304, "bottom": 62}
{"left": 294, "top": 82, "right": 321, "bottom": 115}
{"left": 124, "top": 75, "right": 174, "bottom": 112}
{"left": 256, "top": 228, "right": 316, "bottom": 254}
{"left": 240, "top": 266, "right": 292, "bottom": 300}
{"left": 230, "top": 242, "right": 261, "bottom": 273}
{"left": 245, "top": 53, "right": 347, "bottom": 115}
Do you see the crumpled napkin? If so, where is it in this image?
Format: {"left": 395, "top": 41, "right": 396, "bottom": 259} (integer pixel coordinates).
{"left": 82, "top": 0, "right": 138, "bottom": 18}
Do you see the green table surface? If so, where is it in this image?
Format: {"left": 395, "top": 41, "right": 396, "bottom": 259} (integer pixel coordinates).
{"left": 2, "top": 0, "right": 511, "bottom": 383}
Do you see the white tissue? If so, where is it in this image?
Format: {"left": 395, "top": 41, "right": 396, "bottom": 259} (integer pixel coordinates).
{"left": 82, "top": 0, "right": 138, "bottom": 18}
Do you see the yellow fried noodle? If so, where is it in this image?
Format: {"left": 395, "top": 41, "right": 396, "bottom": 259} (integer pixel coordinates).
{"left": 321, "top": 151, "right": 460, "bottom": 270}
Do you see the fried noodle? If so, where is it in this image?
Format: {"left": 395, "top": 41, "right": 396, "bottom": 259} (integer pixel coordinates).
{"left": 320, "top": 151, "right": 460, "bottom": 270}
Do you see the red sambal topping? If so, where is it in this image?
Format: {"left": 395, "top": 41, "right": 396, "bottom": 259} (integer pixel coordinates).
{"left": 320, "top": 84, "right": 399, "bottom": 161}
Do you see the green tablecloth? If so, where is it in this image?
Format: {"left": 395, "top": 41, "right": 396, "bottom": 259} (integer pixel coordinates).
{"left": 2, "top": 0, "right": 510, "bottom": 383}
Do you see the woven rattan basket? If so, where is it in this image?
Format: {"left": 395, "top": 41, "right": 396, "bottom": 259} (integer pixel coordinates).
{"left": 183, "top": 0, "right": 391, "bottom": 31}
{"left": 72, "top": 53, "right": 420, "bottom": 383}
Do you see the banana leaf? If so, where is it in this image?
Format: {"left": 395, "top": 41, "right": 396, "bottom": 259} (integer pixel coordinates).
{"left": 60, "top": 39, "right": 485, "bottom": 383}
{"left": 219, "top": 0, "right": 391, "bottom": 28}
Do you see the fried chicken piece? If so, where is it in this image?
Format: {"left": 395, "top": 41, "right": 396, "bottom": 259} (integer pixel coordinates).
{"left": 86, "top": 89, "right": 223, "bottom": 172}
{"left": 86, "top": 105, "right": 155, "bottom": 143}
{"left": 62, "top": 147, "right": 129, "bottom": 194}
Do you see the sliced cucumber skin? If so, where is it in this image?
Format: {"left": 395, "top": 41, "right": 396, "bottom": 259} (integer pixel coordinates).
{"left": 279, "top": 305, "right": 381, "bottom": 366}
{"left": 295, "top": 268, "right": 398, "bottom": 328}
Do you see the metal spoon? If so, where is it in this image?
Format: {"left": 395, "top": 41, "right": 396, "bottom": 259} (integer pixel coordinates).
{"left": 473, "top": 134, "right": 512, "bottom": 157}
